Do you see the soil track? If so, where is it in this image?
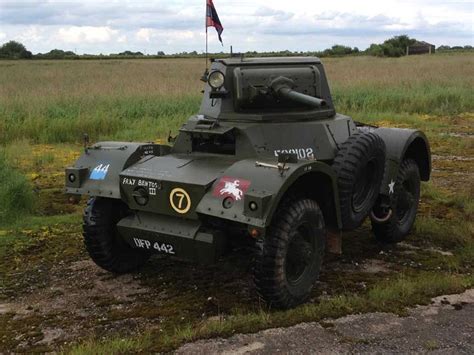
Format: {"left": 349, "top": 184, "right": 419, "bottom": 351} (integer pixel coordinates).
{"left": 0, "top": 238, "right": 468, "bottom": 352}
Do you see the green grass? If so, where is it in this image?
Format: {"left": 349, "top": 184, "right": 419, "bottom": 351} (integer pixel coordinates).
{"left": 0, "top": 96, "right": 199, "bottom": 144}
{"left": 1, "top": 54, "right": 473, "bottom": 144}
{"left": 68, "top": 334, "right": 153, "bottom": 355}
{"left": 422, "top": 183, "right": 474, "bottom": 217}
{"left": 332, "top": 85, "right": 472, "bottom": 116}
{"left": 0, "top": 151, "right": 36, "bottom": 225}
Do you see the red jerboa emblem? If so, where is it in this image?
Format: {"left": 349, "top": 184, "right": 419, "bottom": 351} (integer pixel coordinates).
{"left": 213, "top": 176, "right": 251, "bottom": 201}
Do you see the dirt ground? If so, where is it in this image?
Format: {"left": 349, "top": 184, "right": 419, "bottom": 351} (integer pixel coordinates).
{"left": 0, "top": 240, "right": 469, "bottom": 352}
{"left": 177, "top": 289, "right": 474, "bottom": 354}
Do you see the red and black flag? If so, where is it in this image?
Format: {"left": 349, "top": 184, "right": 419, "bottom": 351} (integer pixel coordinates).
{"left": 206, "top": 0, "right": 223, "bottom": 45}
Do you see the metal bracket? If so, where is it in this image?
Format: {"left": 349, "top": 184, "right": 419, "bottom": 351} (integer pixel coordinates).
{"left": 90, "top": 145, "right": 127, "bottom": 151}
{"left": 255, "top": 161, "right": 290, "bottom": 176}
{"left": 327, "top": 230, "right": 342, "bottom": 255}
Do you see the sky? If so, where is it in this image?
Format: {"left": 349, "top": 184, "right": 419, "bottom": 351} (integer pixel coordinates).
{"left": 0, "top": 0, "right": 472, "bottom": 54}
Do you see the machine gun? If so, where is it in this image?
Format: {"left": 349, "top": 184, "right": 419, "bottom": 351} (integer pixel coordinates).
{"left": 269, "top": 76, "right": 327, "bottom": 108}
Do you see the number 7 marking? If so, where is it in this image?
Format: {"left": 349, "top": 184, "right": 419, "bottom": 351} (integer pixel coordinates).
{"left": 169, "top": 188, "right": 191, "bottom": 214}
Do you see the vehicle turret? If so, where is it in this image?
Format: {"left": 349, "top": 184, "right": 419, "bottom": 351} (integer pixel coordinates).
{"left": 198, "top": 56, "right": 336, "bottom": 122}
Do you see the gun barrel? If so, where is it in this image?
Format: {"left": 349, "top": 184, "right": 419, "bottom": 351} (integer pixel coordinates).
{"left": 278, "top": 87, "right": 327, "bottom": 108}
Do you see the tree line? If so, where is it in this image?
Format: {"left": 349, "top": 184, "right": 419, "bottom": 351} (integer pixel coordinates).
{"left": 0, "top": 35, "right": 472, "bottom": 60}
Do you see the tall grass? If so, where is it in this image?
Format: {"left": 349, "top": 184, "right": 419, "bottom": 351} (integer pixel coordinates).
{"left": 0, "top": 54, "right": 473, "bottom": 144}
{"left": 0, "top": 151, "right": 36, "bottom": 225}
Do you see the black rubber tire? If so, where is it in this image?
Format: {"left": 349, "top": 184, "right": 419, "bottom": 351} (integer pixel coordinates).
{"left": 254, "top": 199, "right": 326, "bottom": 309}
{"left": 372, "top": 159, "right": 421, "bottom": 243}
{"left": 83, "top": 197, "right": 150, "bottom": 273}
{"left": 333, "top": 132, "right": 386, "bottom": 230}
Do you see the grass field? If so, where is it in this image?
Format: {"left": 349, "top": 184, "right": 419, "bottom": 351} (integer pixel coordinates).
{"left": 0, "top": 54, "right": 473, "bottom": 353}
{"left": 0, "top": 54, "right": 473, "bottom": 143}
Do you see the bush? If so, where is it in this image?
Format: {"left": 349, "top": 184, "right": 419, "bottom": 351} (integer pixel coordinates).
{"left": 367, "top": 44, "right": 384, "bottom": 57}
{"left": 322, "top": 45, "right": 359, "bottom": 57}
{"left": 36, "top": 49, "right": 78, "bottom": 59}
{"left": 0, "top": 41, "right": 32, "bottom": 59}
{"left": 367, "top": 35, "right": 416, "bottom": 57}
{"left": 0, "top": 151, "right": 36, "bottom": 225}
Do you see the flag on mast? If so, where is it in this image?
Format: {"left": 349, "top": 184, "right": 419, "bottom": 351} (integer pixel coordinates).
{"left": 206, "top": 0, "right": 223, "bottom": 45}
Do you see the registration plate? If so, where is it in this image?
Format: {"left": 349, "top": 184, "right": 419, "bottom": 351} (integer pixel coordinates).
{"left": 132, "top": 237, "right": 176, "bottom": 255}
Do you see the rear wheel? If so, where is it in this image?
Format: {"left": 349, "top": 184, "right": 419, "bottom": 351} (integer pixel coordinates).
{"left": 372, "top": 159, "right": 421, "bottom": 243}
{"left": 83, "top": 197, "right": 150, "bottom": 273}
{"left": 333, "top": 132, "right": 386, "bottom": 230}
{"left": 254, "top": 199, "right": 326, "bottom": 309}
{"left": 372, "top": 159, "right": 420, "bottom": 243}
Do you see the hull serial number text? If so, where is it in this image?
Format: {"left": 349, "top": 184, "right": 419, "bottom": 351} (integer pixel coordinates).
{"left": 133, "top": 238, "right": 175, "bottom": 255}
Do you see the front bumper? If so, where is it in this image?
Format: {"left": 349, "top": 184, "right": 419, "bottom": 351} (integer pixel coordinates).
{"left": 117, "top": 211, "right": 226, "bottom": 264}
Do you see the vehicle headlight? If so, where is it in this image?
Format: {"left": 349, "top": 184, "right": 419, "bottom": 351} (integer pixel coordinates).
{"left": 208, "top": 71, "right": 225, "bottom": 89}
{"left": 133, "top": 187, "right": 149, "bottom": 206}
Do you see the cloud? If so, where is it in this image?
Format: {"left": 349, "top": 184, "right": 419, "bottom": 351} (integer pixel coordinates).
{"left": 136, "top": 28, "right": 152, "bottom": 43}
{"left": 254, "top": 7, "right": 293, "bottom": 21}
{"left": 117, "top": 35, "right": 127, "bottom": 44}
{"left": 0, "top": 1, "right": 193, "bottom": 29}
{"left": 260, "top": 11, "right": 471, "bottom": 40}
{"left": 135, "top": 28, "right": 196, "bottom": 44}
{"left": 56, "top": 26, "right": 118, "bottom": 44}
{"left": 0, "top": 0, "right": 472, "bottom": 54}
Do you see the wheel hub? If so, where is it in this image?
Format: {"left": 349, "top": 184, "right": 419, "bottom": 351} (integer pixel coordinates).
{"left": 286, "top": 229, "right": 314, "bottom": 284}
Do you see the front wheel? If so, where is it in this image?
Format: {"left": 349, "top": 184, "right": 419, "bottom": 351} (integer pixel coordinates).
{"left": 254, "top": 199, "right": 326, "bottom": 309}
{"left": 83, "top": 197, "right": 150, "bottom": 273}
{"left": 371, "top": 159, "right": 421, "bottom": 243}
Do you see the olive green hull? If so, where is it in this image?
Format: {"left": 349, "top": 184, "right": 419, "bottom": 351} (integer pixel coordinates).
{"left": 65, "top": 57, "right": 431, "bottom": 264}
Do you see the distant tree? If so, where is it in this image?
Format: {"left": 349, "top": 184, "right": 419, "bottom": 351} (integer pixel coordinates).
{"left": 381, "top": 35, "right": 415, "bottom": 57}
{"left": 437, "top": 45, "right": 451, "bottom": 51}
{"left": 331, "top": 45, "right": 350, "bottom": 55}
{"left": 383, "top": 35, "right": 415, "bottom": 51}
{"left": 382, "top": 43, "right": 405, "bottom": 57}
{"left": 37, "top": 49, "right": 77, "bottom": 59}
{"left": 157, "top": 51, "right": 165, "bottom": 56}
{"left": 319, "top": 45, "right": 358, "bottom": 57}
{"left": 367, "top": 44, "right": 384, "bottom": 57}
{"left": 0, "top": 41, "right": 32, "bottom": 59}
{"left": 366, "top": 35, "right": 416, "bottom": 57}
{"left": 117, "top": 50, "right": 144, "bottom": 56}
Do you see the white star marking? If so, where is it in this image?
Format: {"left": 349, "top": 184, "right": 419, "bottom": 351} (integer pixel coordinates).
{"left": 388, "top": 180, "right": 395, "bottom": 194}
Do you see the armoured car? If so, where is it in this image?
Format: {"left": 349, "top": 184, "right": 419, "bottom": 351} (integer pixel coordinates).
{"left": 66, "top": 57, "right": 430, "bottom": 308}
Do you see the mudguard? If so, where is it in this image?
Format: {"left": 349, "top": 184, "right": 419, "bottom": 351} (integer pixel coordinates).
{"left": 373, "top": 128, "right": 431, "bottom": 197}
{"left": 196, "top": 158, "right": 341, "bottom": 230}
{"left": 65, "top": 142, "right": 171, "bottom": 198}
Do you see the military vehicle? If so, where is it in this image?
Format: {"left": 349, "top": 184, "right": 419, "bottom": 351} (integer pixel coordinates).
{"left": 66, "top": 57, "right": 430, "bottom": 309}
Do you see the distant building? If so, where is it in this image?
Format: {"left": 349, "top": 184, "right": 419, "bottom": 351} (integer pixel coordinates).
{"left": 407, "top": 41, "right": 436, "bottom": 55}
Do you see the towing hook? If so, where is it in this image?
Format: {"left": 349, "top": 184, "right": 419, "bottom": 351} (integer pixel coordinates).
{"left": 370, "top": 208, "right": 393, "bottom": 224}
